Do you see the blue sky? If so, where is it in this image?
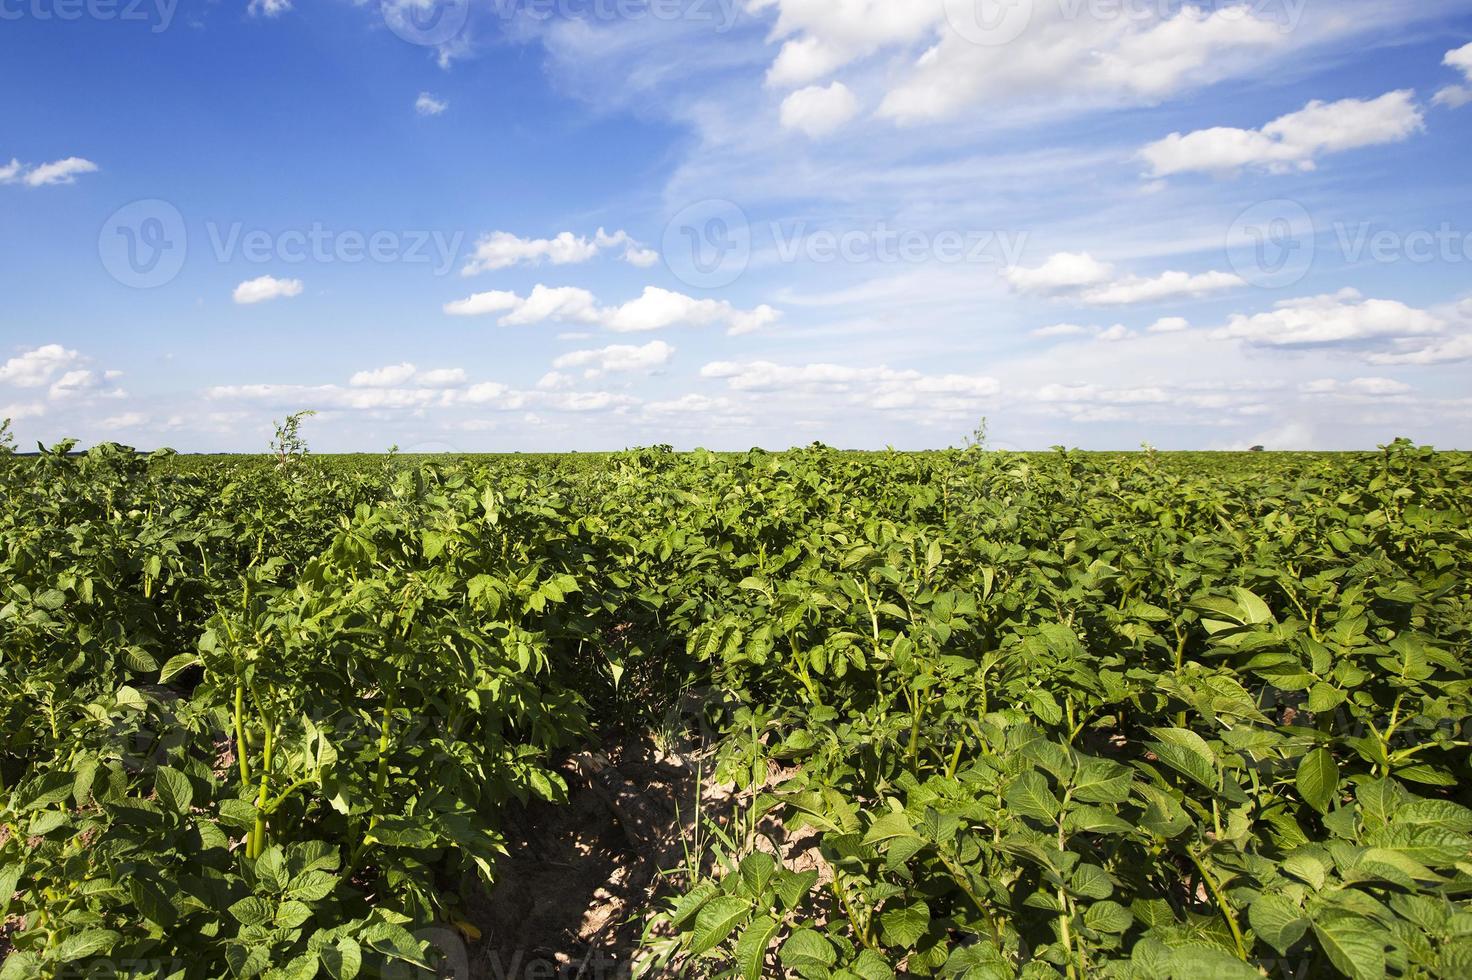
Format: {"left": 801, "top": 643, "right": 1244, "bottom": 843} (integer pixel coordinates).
{"left": 2, "top": 0, "right": 1471, "bottom": 451}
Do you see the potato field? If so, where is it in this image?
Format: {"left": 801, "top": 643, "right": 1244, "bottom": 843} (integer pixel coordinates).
{"left": 2, "top": 435, "right": 1471, "bottom": 979}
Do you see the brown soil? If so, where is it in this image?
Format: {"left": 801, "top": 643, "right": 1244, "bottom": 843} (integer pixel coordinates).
{"left": 463, "top": 738, "right": 814, "bottom": 980}
{"left": 464, "top": 738, "right": 701, "bottom": 980}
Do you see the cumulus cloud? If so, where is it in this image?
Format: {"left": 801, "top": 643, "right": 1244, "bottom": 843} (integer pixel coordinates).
{"left": 779, "top": 82, "right": 860, "bottom": 137}
{"left": 444, "top": 285, "right": 603, "bottom": 324}
{"left": 233, "top": 275, "right": 304, "bottom": 305}
{"left": 461, "top": 228, "right": 656, "bottom": 275}
{"left": 1082, "top": 270, "right": 1243, "bottom": 306}
{"left": 1006, "top": 252, "right": 1114, "bottom": 294}
{"left": 876, "top": 3, "right": 1287, "bottom": 123}
{"left": 1141, "top": 90, "right": 1424, "bottom": 177}
{"left": 1213, "top": 289, "right": 1443, "bottom": 348}
{"left": 0, "top": 156, "right": 99, "bottom": 187}
{"left": 1008, "top": 254, "right": 1241, "bottom": 305}
{"left": 700, "top": 359, "right": 998, "bottom": 413}
{"left": 0, "top": 344, "right": 79, "bottom": 387}
{"left": 415, "top": 92, "right": 449, "bottom": 116}
{"left": 445, "top": 284, "right": 780, "bottom": 336}
{"left": 248, "top": 0, "right": 291, "bottom": 16}
{"left": 552, "top": 340, "right": 675, "bottom": 378}
{"left": 1433, "top": 42, "right": 1472, "bottom": 109}
{"left": 603, "top": 287, "right": 780, "bottom": 335}
{"left": 349, "top": 363, "right": 467, "bottom": 388}
{"left": 1148, "top": 317, "right": 1191, "bottom": 333}
{"left": 1301, "top": 377, "right": 1411, "bottom": 397}
{"left": 1031, "top": 323, "right": 1093, "bottom": 338}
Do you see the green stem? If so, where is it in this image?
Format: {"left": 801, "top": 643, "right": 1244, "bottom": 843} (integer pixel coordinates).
{"left": 1188, "top": 849, "right": 1247, "bottom": 961}
{"left": 250, "top": 721, "right": 275, "bottom": 859}
{"left": 234, "top": 683, "right": 251, "bottom": 792}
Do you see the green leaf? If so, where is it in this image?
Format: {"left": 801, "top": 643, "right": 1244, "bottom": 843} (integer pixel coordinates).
{"left": 864, "top": 810, "right": 921, "bottom": 844}
{"left": 879, "top": 901, "right": 930, "bottom": 948}
{"left": 1297, "top": 748, "right": 1339, "bottom": 815}
{"left": 689, "top": 896, "right": 750, "bottom": 956}
{"left": 1083, "top": 900, "right": 1132, "bottom": 934}
{"left": 51, "top": 930, "right": 121, "bottom": 962}
{"left": 230, "top": 896, "right": 275, "bottom": 927}
{"left": 154, "top": 766, "right": 193, "bottom": 815}
{"left": 734, "top": 914, "right": 780, "bottom": 980}
{"left": 1249, "top": 893, "right": 1308, "bottom": 955}
{"left": 1004, "top": 771, "right": 1060, "bottom": 822}
{"left": 1069, "top": 863, "right": 1114, "bottom": 900}
{"left": 774, "top": 869, "right": 818, "bottom": 911}
{"left": 738, "top": 851, "right": 777, "bottom": 897}
{"left": 321, "top": 938, "right": 362, "bottom": 980}
{"left": 1146, "top": 728, "right": 1218, "bottom": 790}
{"left": 781, "top": 928, "right": 837, "bottom": 971}
{"left": 287, "top": 870, "right": 339, "bottom": 903}
{"left": 159, "top": 652, "right": 202, "bottom": 684}
{"left": 1312, "top": 911, "right": 1388, "bottom": 980}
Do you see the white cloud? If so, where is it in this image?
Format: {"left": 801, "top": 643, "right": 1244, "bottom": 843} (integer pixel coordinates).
{"left": 233, "top": 275, "right": 304, "bottom": 305}
{"left": 415, "top": 92, "right": 449, "bottom": 116}
{"left": 1301, "top": 377, "right": 1411, "bottom": 397}
{"left": 1008, "top": 255, "right": 1241, "bottom": 305}
{"left": 877, "top": 4, "right": 1287, "bottom": 124}
{"left": 644, "top": 393, "right": 739, "bottom": 415}
{"left": 1434, "top": 42, "right": 1472, "bottom": 109}
{"left": 779, "top": 82, "right": 860, "bottom": 137}
{"left": 49, "top": 370, "right": 102, "bottom": 399}
{"left": 1006, "top": 252, "right": 1113, "bottom": 294}
{"left": 700, "top": 360, "right": 999, "bottom": 414}
{"left": 445, "top": 285, "right": 603, "bottom": 324}
{"left": 0, "top": 345, "right": 79, "bottom": 387}
{"left": 755, "top": 0, "right": 941, "bottom": 88}
{"left": 1096, "top": 324, "right": 1134, "bottom": 343}
{"left": 1031, "top": 323, "right": 1093, "bottom": 338}
{"left": 1148, "top": 316, "right": 1191, "bottom": 333}
{"left": 461, "top": 228, "right": 656, "bottom": 275}
{"left": 1141, "top": 90, "right": 1424, "bottom": 177}
{"left": 0, "top": 156, "right": 99, "bottom": 187}
{"left": 603, "top": 287, "right": 780, "bottom": 335}
{"left": 537, "top": 371, "right": 575, "bottom": 390}
{"left": 446, "top": 284, "right": 780, "bottom": 336}
{"left": 0, "top": 402, "right": 45, "bottom": 421}
{"left": 1214, "top": 289, "right": 1444, "bottom": 348}
{"left": 1082, "top": 270, "right": 1243, "bottom": 306}
{"left": 248, "top": 0, "right": 291, "bottom": 17}
{"left": 552, "top": 340, "right": 675, "bottom": 377}
{"left": 349, "top": 363, "right": 467, "bottom": 388}
{"left": 100, "top": 412, "right": 149, "bottom": 429}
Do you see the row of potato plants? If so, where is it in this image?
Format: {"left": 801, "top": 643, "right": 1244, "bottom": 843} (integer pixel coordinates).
{"left": 3, "top": 432, "right": 1470, "bottom": 978}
